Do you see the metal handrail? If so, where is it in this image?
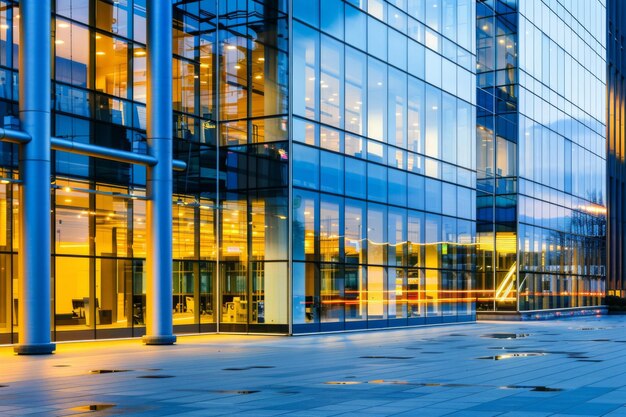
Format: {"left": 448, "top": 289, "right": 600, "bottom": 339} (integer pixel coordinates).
{"left": 0, "top": 128, "right": 187, "bottom": 171}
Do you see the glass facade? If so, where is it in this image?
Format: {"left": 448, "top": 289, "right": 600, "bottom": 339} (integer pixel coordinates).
{"left": 1, "top": 0, "right": 477, "bottom": 343}
{"left": 291, "top": 0, "right": 477, "bottom": 332}
{"left": 607, "top": 0, "right": 626, "bottom": 299}
{"left": 476, "top": 0, "right": 607, "bottom": 314}
{"left": 0, "top": 0, "right": 611, "bottom": 345}
{"left": 0, "top": 0, "right": 224, "bottom": 343}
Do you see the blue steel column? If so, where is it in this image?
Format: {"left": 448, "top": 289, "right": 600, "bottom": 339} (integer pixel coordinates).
{"left": 14, "top": 0, "right": 55, "bottom": 354}
{"left": 142, "top": 0, "right": 176, "bottom": 345}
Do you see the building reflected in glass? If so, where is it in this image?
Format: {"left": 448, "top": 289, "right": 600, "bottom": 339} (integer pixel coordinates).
{"left": 476, "top": 0, "right": 606, "bottom": 317}
{"left": 607, "top": 0, "right": 626, "bottom": 300}
{"left": 291, "top": 0, "right": 477, "bottom": 332}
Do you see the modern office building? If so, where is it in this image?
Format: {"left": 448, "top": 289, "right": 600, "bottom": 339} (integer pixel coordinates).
{"left": 0, "top": 0, "right": 478, "bottom": 351}
{"left": 607, "top": 0, "right": 626, "bottom": 299}
{"left": 0, "top": 0, "right": 611, "bottom": 352}
{"left": 476, "top": 0, "right": 607, "bottom": 318}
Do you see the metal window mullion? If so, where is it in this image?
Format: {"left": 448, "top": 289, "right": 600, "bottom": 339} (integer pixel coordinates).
{"left": 287, "top": 0, "right": 295, "bottom": 334}
{"left": 215, "top": 0, "right": 221, "bottom": 334}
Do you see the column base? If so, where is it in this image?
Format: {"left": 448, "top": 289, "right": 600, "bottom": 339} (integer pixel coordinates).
{"left": 142, "top": 335, "right": 177, "bottom": 345}
{"left": 14, "top": 343, "right": 56, "bottom": 355}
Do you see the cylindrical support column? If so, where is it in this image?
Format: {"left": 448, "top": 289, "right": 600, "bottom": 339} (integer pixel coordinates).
{"left": 142, "top": 0, "right": 176, "bottom": 345}
{"left": 14, "top": 0, "right": 55, "bottom": 354}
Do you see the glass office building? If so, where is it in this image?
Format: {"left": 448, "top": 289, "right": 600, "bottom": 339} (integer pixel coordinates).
{"left": 290, "top": 0, "right": 476, "bottom": 332}
{"left": 607, "top": 0, "right": 626, "bottom": 299}
{"left": 476, "top": 0, "right": 607, "bottom": 317}
{"left": 0, "top": 0, "right": 478, "bottom": 347}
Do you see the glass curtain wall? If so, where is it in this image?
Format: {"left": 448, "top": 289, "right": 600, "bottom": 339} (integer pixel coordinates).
{"left": 170, "top": 1, "right": 218, "bottom": 334}
{"left": 0, "top": 0, "right": 481, "bottom": 341}
{"left": 476, "top": 0, "right": 607, "bottom": 313}
{"left": 607, "top": 0, "right": 626, "bottom": 299}
{"left": 0, "top": 0, "right": 222, "bottom": 342}
{"left": 517, "top": 0, "right": 606, "bottom": 311}
{"left": 50, "top": 0, "right": 220, "bottom": 340}
{"left": 291, "top": 0, "right": 477, "bottom": 333}
{"left": 218, "top": 0, "right": 289, "bottom": 333}
{"left": 475, "top": 0, "right": 518, "bottom": 312}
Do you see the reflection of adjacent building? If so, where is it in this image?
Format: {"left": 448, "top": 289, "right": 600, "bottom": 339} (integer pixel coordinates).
{"left": 607, "top": 0, "right": 626, "bottom": 300}
{"left": 476, "top": 0, "right": 607, "bottom": 319}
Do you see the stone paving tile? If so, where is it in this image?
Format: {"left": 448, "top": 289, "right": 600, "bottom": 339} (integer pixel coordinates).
{"left": 2, "top": 316, "right": 626, "bottom": 416}
{"left": 389, "top": 410, "right": 452, "bottom": 417}
{"left": 605, "top": 408, "right": 626, "bottom": 417}
{"left": 443, "top": 411, "right": 503, "bottom": 417}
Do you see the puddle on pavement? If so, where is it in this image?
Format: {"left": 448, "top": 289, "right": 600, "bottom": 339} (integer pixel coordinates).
{"left": 327, "top": 379, "right": 565, "bottom": 393}
{"left": 210, "top": 390, "right": 260, "bottom": 395}
{"left": 360, "top": 356, "right": 413, "bottom": 360}
{"left": 503, "top": 385, "right": 563, "bottom": 392}
{"left": 368, "top": 380, "right": 477, "bottom": 388}
{"left": 577, "top": 327, "right": 610, "bottom": 331}
{"left": 325, "top": 381, "right": 362, "bottom": 385}
{"left": 369, "top": 379, "right": 412, "bottom": 385}
{"left": 481, "top": 333, "right": 531, "bottom": 339}
{"left": 488, "top": 346, "right": 530, "bottom": 350}
{"left": 89, "top": 369, "right": 130, "bottom": 374}
{"left": 223, "top": 365, "right": 275, "bottom": 371}
{"left": 477, "top": 352, "right": 546, "bottom": 360}
{"left": 367, "top": 380, "right": 561, "bottom": 392}
{"left": 137, "top": 375, "right": 175, "bottom": 379}
{"left": 70, "top": 404, "right": 116, "bottom": 412}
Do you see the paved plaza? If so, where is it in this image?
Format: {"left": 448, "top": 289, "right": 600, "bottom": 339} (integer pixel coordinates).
{"left": 1, "top": 316, "right": 626, "bottom": 416}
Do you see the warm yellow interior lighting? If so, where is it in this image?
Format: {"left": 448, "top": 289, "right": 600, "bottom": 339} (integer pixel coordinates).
{"left": 477, "top": 232, "right": 517, "bottom": 254}
{"left": 495, "top": 262, "right": 517, "bottom": 302}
